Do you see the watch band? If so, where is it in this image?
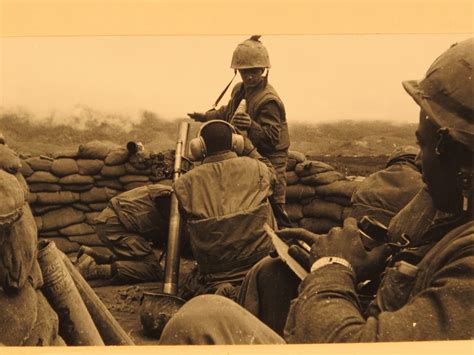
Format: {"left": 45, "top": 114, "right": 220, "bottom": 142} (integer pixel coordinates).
{"left": 310, "top": 256, "right": 354, "bottom": 274}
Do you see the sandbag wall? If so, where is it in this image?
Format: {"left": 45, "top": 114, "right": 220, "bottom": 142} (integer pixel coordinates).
{"left": 285, "top": 151, "right": 362, "bottom": 233}
{"left": 16, "top": 140, "right": 361, "bottom": 258}
{"left": 18, "top": 140, "right": 173, "bottom": 258}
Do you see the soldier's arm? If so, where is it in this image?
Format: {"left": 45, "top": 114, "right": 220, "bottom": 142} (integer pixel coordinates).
{"left": 248, "top": 101, "right": 283, "bottom": 147}
{"left": 285, "top": 244, "right": 474, "bottom": 342}
{"left": 204, "top": 104, "right": 230, "bottom": 122}
{"left": 242, "top": 136, "right": 275, "bottom": 177}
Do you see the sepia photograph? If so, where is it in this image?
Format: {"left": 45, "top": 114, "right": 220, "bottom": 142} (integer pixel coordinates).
{"left": 0, "top": 1, "right": 472, "bottom": 354}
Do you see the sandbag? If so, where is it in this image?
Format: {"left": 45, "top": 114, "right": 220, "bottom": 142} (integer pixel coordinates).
{"left": 118, "top": 174, "right": 150, "bottom": 184}
{"left": 286, "top": 158, "right": 297, "bottom": 172}
{"left": 40, "top": 207, "right": 85, "bottom": 231}
{"left": 65, "top": 184, "right": 94, "bottom": 192}
{"left": 14, "top": 172, "right": 30, "bottom": 199}
{"left": 59, "top": 174, "right": 95, "bottom": 185}
{"left": 324, "top": 195, "right": 353, "bottom": 207}
{"left": 89, "top": 203, "right": 109, "bottom": 212}
{"left": 285, "top": 184, "right": 316, "bottom": 200}
{"left": 34, "top": 216, "right": 43, "bottom": 231}
{"left": 29, "top": 183, "right": 62, "bottom": 192}
{"left": 28, "top": 192, "right": 38, "bottom": 204}
{"left": 315, "top": 180, "right": 361, "bottom": 199}
{"left": 0, "top": 170, "right": 25, "bottom": 216}
{"left": 39, "top": 230, "right": 62, "bottom": 237}
{"left": 36, "top": 191, "right": 80, "bottom": 205}
{"left": 124, "top": 162, "right": 151, "bottom": 175}
{"left": 39, "top": 237, "right": 80, "bottom": 254}
{"left": 26, "top": 171, "right": 59, "bottom": 184}
{"left": 286, "top": 203, "right": 304, "bottom": 221}
{"left": 285, "top": 171, "right": 299, "bottom": 185}
{"left": 0, "top": 204, "right": 38, "bottom": 292}
{"left": 0, "top": 282, "right": 37, "bottom": 345}
{"left": 59, "top": 223, "right": 95, "bottom": 236}
{"left": 124, "top": 181, "right": 149, "bottom": 190}
{"left": 100, "top": 164, "right": 127, "bottom": 178}
{"left": 77, "top": 159, "right": 104, "bottom": 175}
{"left": 288, "top": 150, "right": 306, "bottom": 163}
{"left": 25, "top": 156, "right": 53, "bottom": 172}
{"left": 342, "top": 206, "right": 353, "bottom": 221}
{"left": 0, "top": 145, "right": 22, "bottom": 174}
{"left": 18, "top": 160, "right": 34, "bottom": 177}
{"left": 33, "top": 205, "right": 62, "bottom": 215}
{"left": 68, "top": 233, "right": 104, "bottom": 246}
{"left": 299, "top": 217, "right": 341, "bottom": 234}
{"left": 72, "top": 203, "right": 92, "bottom": 212}
{"left": 295, "top": 160, "right": 334, "bottom": 177}
{"left": 78, "top": 140, "right": 120, "bottom": 160}
{"left": 95, "top": 179, "right": 123, "bottom": 190}
{"left": 300, "top": 170, "right": 345, "bottom": 186}
{"left": 52, "top": 149, "right": 79, "bottom": 159}
{"left": 80, "top": 187, "right": 118, "bottom": 204}
{"left": 51, "top": 158, "right": 79, "bottom": 177}
{"left": 105, "top": 148, "right": 129, "bottom": 166}
{"left": 85, "top": 212, "right": 100, "bottom": 224}
{"left": 303, "top": 198, "right": 344, "bottom": 221}
{"left": 23, "top": 290, "right": 64, "bottom": 346}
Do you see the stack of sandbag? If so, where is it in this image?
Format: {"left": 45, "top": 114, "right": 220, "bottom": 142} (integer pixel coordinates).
{"left": 0, "top": 143, "right": 64, "bottom": 346}
{"left": 19, "top": 140, "right": 174, "bottom": 257}
{"left": 285, "top": 151, "right": 362, "bottom": 234}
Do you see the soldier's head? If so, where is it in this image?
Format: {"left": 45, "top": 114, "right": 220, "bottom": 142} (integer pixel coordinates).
{"left": 403, "top": 38, "right": 473, "bottom": 214}
{"left": 231, "top": 35, "right": 270, "bottom": 89}
{"left": 189, "top": 120, "right": 244, "bottom": 161}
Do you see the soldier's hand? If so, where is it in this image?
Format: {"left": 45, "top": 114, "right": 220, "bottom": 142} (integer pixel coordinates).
{"left": 187, "top": 112, "right": 207, "bottom": 122}
{"left": 278, "top": 228, "right": 323, "bottom": 271}
{"left": 232, "top": 113, "right": 252, "bottom": 130}
{"left": 310, "top": 218, "right": 391, "bottom": 281}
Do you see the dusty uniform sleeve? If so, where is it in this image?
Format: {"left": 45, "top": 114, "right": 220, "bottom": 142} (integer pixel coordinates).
{"left": 204, "top": 105, "right": 229, "bottom": 121}
{"left": 248, "top": 101, "right": 283, "bottom": 148}
{"left": 285, "top": 247, "right": 474, "bottom": 343}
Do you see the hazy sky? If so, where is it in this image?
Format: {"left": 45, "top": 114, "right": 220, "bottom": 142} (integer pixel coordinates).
{"left": 0, "top": 34, "right": 471, "bottom": 125}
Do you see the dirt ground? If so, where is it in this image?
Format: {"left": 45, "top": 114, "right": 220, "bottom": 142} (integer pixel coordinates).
{"left": 92, "top": 257, "right": 196, "bottom": 345}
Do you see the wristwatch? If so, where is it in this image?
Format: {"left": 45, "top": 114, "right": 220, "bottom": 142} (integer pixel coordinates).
{"left": 310, "top": 256, "right": 354, "bottom": 274}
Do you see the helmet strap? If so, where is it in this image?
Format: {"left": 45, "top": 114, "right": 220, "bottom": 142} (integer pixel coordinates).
{"left": 212, "top": 70, "right": 237, "bottom": 109}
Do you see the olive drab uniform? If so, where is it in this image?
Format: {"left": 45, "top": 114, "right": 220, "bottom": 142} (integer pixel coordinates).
{"left": 349, "top": 159, "right": 424, "bottom": 226}
{"left": 205, "top": 81, "right": 290, "bottom": 219}
{"left": 173, "top": 151, "right": 276, "bottom": 301}
{"left": 94, "top": 184, "right": 171, "bottom": 283}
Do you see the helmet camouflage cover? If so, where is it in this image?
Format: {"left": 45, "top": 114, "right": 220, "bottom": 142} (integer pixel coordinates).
{"left": 402, "top": 38, "right": 473, "bottom": 150}
{"left": 231, "top": 35, "right": 271, "bottom": 69}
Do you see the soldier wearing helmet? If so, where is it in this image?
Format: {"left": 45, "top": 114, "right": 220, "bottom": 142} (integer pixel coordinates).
{"left": 159, "top": 38, "right": 474, "bottom": 344}
{"left": 188, "top": 36, "right": 292, "bottom": 228}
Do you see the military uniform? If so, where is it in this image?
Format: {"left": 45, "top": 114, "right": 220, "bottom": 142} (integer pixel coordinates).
{"left": 94, "top": 184, "right": 171, "bottom": 283}
{"left": 174, "top": 151, "right": 276, "bottom": 301}
{"left": 205, "top": 80, "right": 290, "bottom": 204}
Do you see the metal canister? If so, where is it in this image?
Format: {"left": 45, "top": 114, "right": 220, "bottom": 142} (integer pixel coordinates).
{"left": 37, "top": 240, "right": 104, "bottom": 346}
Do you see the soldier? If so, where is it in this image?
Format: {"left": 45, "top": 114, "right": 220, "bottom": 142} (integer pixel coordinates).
{"left": 159, "top": 38, "right": 474, "bottom": 344}
{"left": 188, "top": 35, "right": 292, "bottom": 228}
{"left": 76, "top": 184, "right": 172, "bottom": 284}
{"left": 175, "top": 120, "right": 276, "bottom": 301}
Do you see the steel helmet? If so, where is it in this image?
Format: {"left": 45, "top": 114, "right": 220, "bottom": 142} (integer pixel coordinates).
{"left": 231, "top": 35, "right": 271, "bottom": 69}
{"left": 402, "top": 38, "right": 473, "bottom": 150}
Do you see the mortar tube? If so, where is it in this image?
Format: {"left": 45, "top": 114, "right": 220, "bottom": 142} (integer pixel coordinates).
{"left": 37, "top": 240, "right": 105, "bottom": 346}
{"left": 60, "top": 251, "right": 134, "bottom": 345}
{"left": 163, "top": 121, "right": 190, "bottom": 295}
